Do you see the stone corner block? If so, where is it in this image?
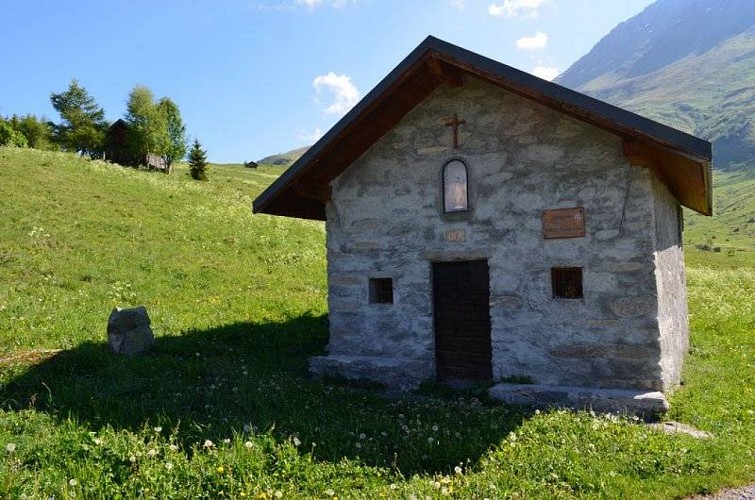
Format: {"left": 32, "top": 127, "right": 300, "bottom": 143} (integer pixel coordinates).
{"left": 488, "top": 383, "right": 669, "bottom": 415}
{"left": 309, "top": 355, "right": 433, "bottom": 390}
{"left": 107, "top": 306, "right": 155, "bottom": 356}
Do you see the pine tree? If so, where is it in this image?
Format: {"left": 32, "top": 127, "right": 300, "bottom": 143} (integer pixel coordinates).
{"left": 50, "top": 79, "right": 107, "bottom": 157}
{"left": 188, "top": 139, "right": 209, "bottom": 181}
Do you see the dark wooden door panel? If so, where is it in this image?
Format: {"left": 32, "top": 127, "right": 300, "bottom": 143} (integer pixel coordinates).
{"left": 432, "top": 260, "right": 492, "bottom": 381}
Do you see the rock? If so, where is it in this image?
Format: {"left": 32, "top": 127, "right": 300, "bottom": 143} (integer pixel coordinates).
{"left": 107, "top": 306, "right": 154, "bottom": 355}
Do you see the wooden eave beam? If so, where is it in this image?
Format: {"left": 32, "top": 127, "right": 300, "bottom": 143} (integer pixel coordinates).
{"left": 622, "top": 139, "right": 712, "bottom": 216}
{"left": 426, "top": 57, "right": 464, "bottom": 87}
{"left": 292, "top": 181, "right": 331, "bottom": 202}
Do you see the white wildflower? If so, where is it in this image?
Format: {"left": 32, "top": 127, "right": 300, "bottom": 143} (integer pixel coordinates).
{"left": 5, "top": 443, "right": 16, "bottom": 453}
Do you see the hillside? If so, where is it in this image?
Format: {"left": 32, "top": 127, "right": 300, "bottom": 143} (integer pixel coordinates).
{"left": 0, "top": 147, "right": 753, "bottom": 496}
{"left": 556, "top": 0, "right": 755, "bottom": 171}
{"left": 257, "top": 145, "right": 309, "bottom": 167}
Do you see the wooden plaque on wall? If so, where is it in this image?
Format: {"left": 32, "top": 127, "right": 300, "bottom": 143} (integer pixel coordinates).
{"left": 542, "top": 207, "right": 586, "bottom": 239}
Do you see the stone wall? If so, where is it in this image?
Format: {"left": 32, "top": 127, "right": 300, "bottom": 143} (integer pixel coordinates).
{"left": 651, "top": 175, "right": 689, "bottom": 390}
{"left": 317, "top": 76, "right": 686, "bottom": 393}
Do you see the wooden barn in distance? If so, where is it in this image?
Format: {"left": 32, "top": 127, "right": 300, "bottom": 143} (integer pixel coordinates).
{"left": 105, "top": 119, "right": 168, "bottom": 172}
{"left": 253, "top": 36, "right": 713, "bottom": 414}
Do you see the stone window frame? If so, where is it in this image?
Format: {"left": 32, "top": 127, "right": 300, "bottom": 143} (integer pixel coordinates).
{"left": 368, "top": 277, "right": 394, "bottom": 304}
{"left": 442, "top": 159, "right": 469, "bottom": 215}
{"left": 551, "top": 267, "right": 584, "bottom": 299}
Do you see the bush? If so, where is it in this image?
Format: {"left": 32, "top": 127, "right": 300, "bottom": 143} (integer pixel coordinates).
{"left": 0, "top": 121, "right": 28, "bottom": 147}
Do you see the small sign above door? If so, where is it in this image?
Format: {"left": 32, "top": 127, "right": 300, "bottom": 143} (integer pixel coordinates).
{"left": 542, "top": 207, "right": 586, "bottom": 239}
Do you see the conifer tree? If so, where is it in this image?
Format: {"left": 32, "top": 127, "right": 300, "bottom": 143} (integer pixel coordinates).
{"left": 188, "top": 139, "right": 209, "bottom": 181}
{"left": 50, "top": 80, "right": 107, "bottom": 157}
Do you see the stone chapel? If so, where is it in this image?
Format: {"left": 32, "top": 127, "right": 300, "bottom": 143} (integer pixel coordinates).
{"left": 253, "top": 37, "right": 712, "bottom": 413}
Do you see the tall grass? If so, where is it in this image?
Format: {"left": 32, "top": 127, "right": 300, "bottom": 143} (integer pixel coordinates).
{"left": 0, "top": 147, "right": 753, "bottom": 498}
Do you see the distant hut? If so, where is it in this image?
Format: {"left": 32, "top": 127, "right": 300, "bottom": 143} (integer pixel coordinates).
{"left": 145, "top": 153, "right": 167, "bottom": 172}
{"left": 105, "top": 119, "right": 167, "bottom": 171}
{"left": 105, "top": 119, "right": 137, "bottom": 166}
{"left": 244, "top": 160, "right": 258, "bottom": 169}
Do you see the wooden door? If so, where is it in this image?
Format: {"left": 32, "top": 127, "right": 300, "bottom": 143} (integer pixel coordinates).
{"left": 432, "top": 260, "right": 492, "bottom": 381}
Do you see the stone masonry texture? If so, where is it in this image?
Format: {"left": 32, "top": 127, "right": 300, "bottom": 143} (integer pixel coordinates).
{"left": 311, "top": 76, "right": 689, "bottom": 401}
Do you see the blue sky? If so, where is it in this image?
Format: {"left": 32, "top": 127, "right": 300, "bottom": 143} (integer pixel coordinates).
{"left": 1, "top": 0, "right": 654, "bottom": 163}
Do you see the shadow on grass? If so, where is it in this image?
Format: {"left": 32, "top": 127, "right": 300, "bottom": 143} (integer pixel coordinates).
{"left": 0, "top": 313, "right": 524, "bottom": 475}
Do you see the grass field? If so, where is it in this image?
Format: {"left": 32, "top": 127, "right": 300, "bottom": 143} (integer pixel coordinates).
{"left": 0, "top": 147, "right": 753, "bottom": 498}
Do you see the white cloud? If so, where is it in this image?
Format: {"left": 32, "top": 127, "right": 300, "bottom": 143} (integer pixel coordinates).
{"left": 516, "top": 30, "right": 548, "bottom": 50}
{"left": 532, "top": 64, "right": 559, "bottom": 81}
{"left": 488, "top": 0, "right": 545, "bottom": 18}
{"left": 298, "top": 127, "right": 323, "bottom": 143}
{"left": 449, "top": 0, "right": 465, "bottom": 10}
{"left": 312, "top": 72, "right": 360, "bottom": 115}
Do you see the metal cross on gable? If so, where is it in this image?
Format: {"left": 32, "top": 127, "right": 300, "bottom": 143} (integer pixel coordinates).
{"left": 445, "top": 114, "right": 466, "bottom": 148}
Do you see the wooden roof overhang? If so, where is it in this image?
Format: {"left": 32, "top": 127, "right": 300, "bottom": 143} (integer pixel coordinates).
{"left": 253, "top": 36, "right": 712, "bottom": 220}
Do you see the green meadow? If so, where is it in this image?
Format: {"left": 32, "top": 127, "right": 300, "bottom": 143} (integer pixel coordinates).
{"left": 0, "top": 147, "right": 753, "bottom": 498}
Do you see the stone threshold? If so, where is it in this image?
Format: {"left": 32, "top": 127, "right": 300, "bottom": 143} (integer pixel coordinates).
{"left": 489, "top": 383, "right": 669, "bottom": 416}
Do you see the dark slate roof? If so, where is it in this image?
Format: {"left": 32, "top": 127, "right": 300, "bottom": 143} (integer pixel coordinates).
{"left": 253, "top": 36, "right": 712, "bottom": 219}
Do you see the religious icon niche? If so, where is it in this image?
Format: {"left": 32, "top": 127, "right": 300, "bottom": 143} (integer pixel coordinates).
{"left": 443, "top": 159, "right": 468, "bottom": 213}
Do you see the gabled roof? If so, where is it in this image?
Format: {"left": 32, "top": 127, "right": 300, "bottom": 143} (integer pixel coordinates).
{"left": 253, "top": 36, "right": 712, "bottom": 219}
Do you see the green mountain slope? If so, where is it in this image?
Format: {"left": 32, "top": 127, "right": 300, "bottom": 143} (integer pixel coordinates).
{"left": 556, "top": 0, "right": 755, "bottom": 171}
{"left": 257, "top": 145, "right": 309, "bottom": 167}
{"left": 0, "top": 147, "right": 326, "bottom": 352}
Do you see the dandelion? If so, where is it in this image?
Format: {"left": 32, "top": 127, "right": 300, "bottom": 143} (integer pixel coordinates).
{"left": 359, "top": 433, "right": 366, "bottom": 439}
{"left": 274, "top": 492, "right": 283, "bottom": 498}
{"left": 293, "top": 437, "right": 301, "bottom": 447}
{"left": 5, "top": 443, "right": 16, "bottom": 453}
{"left": 217, "top": 466, "right": 224, "bottom": 473}
{"left": 129, "top": 455, "right": 137, "bottom": 463}
{"left": 203, "top": 439, "right": 215, "bottom": 449}
{"left": 355, "top": 442, "right": 362, "bottom": 449}
{"left": 454, "top": 466, "right": 463, "bottom": 474}
{"left": 93, "top": 438, "right": 102, "bottom": 445}
{"left": 154, "top": 426, "right": 163, "bottom": 433}
{"left": 427, "top": 437, "right": 434, "bottom": 444}
{"left": 69, "top": 479, "right": 77, "bottom": 487}
{"left": 170, "top": 444, "right": 179, "bottom": 451}
{"left": 534, "top": 409, "right": 540, "bottom": 415}
{"left": 165, "top": 462, "right": 174, "bottom": 470}
{"left": 245, "top": 441, "right": 254, "bottom": 449}
{"left": 223, "top": 438, "right": 231, "bottom": 444}
{"left": 432, "top": 425, "right": 439, "bottom": 432}
{"left": 324, "top": 488, "right": 335, "bottom": 496}
{"left": 147, "top": 449, "right": 158, "bottom": 458}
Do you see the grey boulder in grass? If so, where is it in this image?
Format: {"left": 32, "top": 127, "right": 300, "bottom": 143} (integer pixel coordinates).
{"left": 107, "top": 306, "right": 154, "bottom": 355}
